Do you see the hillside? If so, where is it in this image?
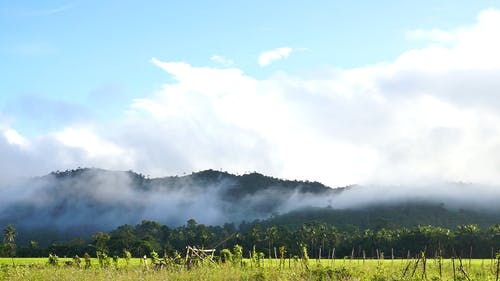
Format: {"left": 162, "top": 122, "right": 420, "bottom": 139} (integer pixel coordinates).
{"left": 0, "top": 168, "right": 341, "bottom": 236}
{"left": 1, "top": 168, "right": 499, "bottom": 245}
{"left": 256, "top": 204, "right": 500, "bottom": 231}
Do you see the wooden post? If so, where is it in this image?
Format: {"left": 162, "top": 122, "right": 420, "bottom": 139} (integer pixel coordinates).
{"left": 491, "top": 247, "right": 494, "bottom": 269}
{"left": 410, "top": 257, "right": 420, "bottom": 278}
{"left": 452, "top": 257, "right": 456, "bottom": 281}
{"left": 438, "top": 254, "right": 442, "bottom": 279}
{"left": 469, "top": 246, "right": 472, "bottom": 270}
{"left": 496, "top": 256, "right": 499, "bottom": 281}
{"left": 458, "top": 256, "right": 471, "bottom": 281}
{"left": 143, "top": 255, "right": 149, "bottom": 270}
{"left": 401, "top": 259, "right": 412, "bottom": 279}
{"left": 422, "top": 253, "right": 427, "bottom": 280}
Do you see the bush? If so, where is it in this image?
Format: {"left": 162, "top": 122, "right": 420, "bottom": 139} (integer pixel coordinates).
{"left": 123, "top": 249, "right": 132, "bottom": 267}
{"left": 96, "top": 251, "right": 111, "bottom": 268}
{"left": 47, "top": 254, "right": 59, "bottom": 266}
{"left": 232, "top": 245, "right": 243, "bottom": 266}
{"left": 220, "top": 249, "right": 233, "bottom": 263}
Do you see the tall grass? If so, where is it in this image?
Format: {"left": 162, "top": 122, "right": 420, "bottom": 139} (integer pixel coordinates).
{"left": 1, "top": 258, "right": 499, "bottom": 280}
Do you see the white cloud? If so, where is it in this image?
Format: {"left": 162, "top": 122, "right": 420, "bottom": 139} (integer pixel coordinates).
{"left": 210, "top": 54, "right": 234, "bottom": 67}
{"left": 258, "top": 47, "right": 293, "bottom": 67}
{"left": 3, "top": 128, "right": 29, "bottom": 148}
{"left": 54, "top": 127, "right": 126, "bottom": 159}
{"left": 3, "top": 9, "right": 500, "bottom": 188}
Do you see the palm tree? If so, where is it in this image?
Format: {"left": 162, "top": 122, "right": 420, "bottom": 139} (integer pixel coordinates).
{"left": 265, "top": 226, "right": 278, "bottom": 259}
{"left": 3, "top": 224, "right": 15, "bottom": 243}
{"left": 3, "top": 224, "right": 16, "bottom": 266}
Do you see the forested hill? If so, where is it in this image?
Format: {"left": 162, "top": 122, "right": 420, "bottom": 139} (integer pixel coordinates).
{"left": 1, "top": 168, "right": 499, "bottom": 245}
{"left": 49, "top": 168, "right": 339, "bottom": 197}
{"left": 0, "top": 168, "right": 345, "bottom": 235}
{"left": 255, "top": 204, "right": 500, "bottom": 231}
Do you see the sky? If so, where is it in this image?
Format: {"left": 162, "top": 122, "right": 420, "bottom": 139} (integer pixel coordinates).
{"left": 2, "top": 1, "right": 500, "bottom": 187}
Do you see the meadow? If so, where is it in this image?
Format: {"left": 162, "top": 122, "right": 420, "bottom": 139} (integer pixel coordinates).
{"left": 1, "top": 257, "right": 499, "bottom": 280}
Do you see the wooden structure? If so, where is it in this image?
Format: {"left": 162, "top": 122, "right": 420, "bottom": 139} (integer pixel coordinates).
{"left": 185, "top": 246, "right": 216, "bottom": 267}
{"left": 184, "top": 233, "right": 236, "bottom": 267}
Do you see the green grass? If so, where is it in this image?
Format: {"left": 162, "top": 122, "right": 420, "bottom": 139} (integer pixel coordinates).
{"left": 1, "top": 258, "right": 499, "bottom": 280}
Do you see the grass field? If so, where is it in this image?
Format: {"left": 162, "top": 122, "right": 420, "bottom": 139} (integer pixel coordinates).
{"left": 1, "top": 257, "right": 499, "bottom": 280}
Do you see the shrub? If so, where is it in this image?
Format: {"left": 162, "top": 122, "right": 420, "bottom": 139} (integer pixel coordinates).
{"left": 47, "top": 254, "right": 59, "bottom": 266}
{"left": 232, "top": 244, "right": 243, "bottom": 266}
{"left": 220, "top": 248, "right": 233, "bottom": 263}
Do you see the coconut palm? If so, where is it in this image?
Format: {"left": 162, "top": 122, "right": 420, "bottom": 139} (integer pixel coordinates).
{"left": 3, "top": 224, "right": 16, "bottom": 266}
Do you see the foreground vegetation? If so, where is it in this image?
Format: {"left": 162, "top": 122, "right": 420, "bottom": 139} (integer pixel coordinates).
{"left": 1, "top": 211, "right": 499, "bottom": 279}
{"left": 1, "top": 256, "right": 500, "bottom": 280}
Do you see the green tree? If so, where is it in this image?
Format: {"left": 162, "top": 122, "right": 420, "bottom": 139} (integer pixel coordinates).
{"left": 3, "top": 224, "right": 16, "bottom": 265}
{"left": 92, "top": 232, "right": 110, "bottom": 254}
{"left": 265, "top": 226, "right": 278, "bottom": 258}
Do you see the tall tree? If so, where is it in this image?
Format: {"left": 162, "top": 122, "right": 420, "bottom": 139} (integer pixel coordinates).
{"left": 92, "top": 232, "right": 110, "bottom": 254}
{"left": 3, "top": 224, "right": 16, "bottom": 265}
{"left": 265, "top": 226, "right": 278, "bottom": 258}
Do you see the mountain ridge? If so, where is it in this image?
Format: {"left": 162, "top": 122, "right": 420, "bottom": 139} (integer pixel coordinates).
{"left": 1, "top": 168, "right": 499, "bottom": 245}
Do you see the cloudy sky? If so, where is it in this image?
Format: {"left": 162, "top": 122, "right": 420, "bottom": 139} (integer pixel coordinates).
{"left": 2, "top": 1, "right": 500, "bottom": 187}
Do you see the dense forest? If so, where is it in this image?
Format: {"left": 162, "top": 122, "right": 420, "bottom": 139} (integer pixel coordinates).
{"left": 1, "top": 169, "right": 499, "bottom": 260}
{"left": 1, "top": 168, "right": 499, "bottom": 236}
{"left": 2, "top": 218, "right": 499, "bottom": 260}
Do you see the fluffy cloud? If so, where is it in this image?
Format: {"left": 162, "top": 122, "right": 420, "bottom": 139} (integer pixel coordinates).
{"left": 258, "top": 47, "right": 293, "bottom": 66}
{"left": 2, "top": 9, "right": 500, "bottom": 187}
{"left": 3, "top": 128, "right": 29, "bottom": 148}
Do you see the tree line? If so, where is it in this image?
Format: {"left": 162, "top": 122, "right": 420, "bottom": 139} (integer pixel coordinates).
{"left": 2, "top": 220, "right": 499, "bottom": 259}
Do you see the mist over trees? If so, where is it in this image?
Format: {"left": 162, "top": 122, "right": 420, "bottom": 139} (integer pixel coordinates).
{"left": 1, "top": 168, "right": 499, "bottom": 234}
{"left": 1, "top": 168, "right": 499, "bottom": 259}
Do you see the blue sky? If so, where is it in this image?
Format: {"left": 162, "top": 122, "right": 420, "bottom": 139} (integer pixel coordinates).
{"left": 2, "top": 1, "right": 500, "bottom": 186}
{"left": 1, "top": 0, "right": 496, "bottom": 133}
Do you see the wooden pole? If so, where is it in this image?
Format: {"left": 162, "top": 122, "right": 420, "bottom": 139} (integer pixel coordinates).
{"left": 439, "top": 257, "right": 442, "bottom": 279}
{"left": 452, "top": 257, "right": 456, "bottom": 281}
{"left": 410, "top": 257, "right": 421, "bottom": 278}
{"left": 458, "top": 255, "right": 471, "bottom": 281}
{"left": 469, "top": 246, "right": 472, "bottom": 270}
{"left": 496, "top": 256, "right": 499, "bottom": 281}
{"left": 401, "top": 259, "right": 411, "bottom": 279}
{"left": 491, "top": 247, "right": 494, "bottom": 269}
{"left": 422, "top": 253, "right": 427, "bottom": 280}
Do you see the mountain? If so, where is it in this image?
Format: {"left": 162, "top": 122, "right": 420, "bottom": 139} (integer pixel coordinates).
{"left": 257, "top": 204, "right": 500, "bottom": 231}
{"left": 0, "top": 168, "right": 499, "bottom": 244}
{"left": 0, "top": 168, "right": 343, "bottom": 236}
